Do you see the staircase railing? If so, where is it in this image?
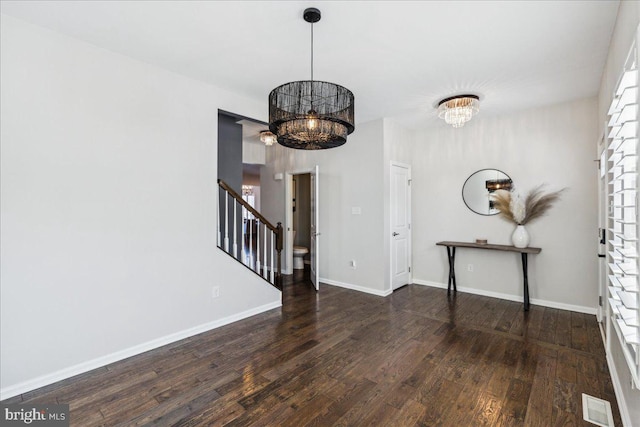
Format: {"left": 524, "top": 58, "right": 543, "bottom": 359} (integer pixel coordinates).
{"left": 217, "top": 179, "right": 282, "bottom": 289}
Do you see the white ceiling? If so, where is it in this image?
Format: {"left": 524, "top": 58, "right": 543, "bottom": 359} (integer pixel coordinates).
{"left": 0, "top": 0, "right": 620, "bottom": 130}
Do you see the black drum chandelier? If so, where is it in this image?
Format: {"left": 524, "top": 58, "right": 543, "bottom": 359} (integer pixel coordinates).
{"left": 268, "top": 8, "right": 355, "bottom": 150}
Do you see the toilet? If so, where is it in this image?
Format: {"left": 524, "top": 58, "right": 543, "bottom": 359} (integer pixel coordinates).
{"left": 292, "top": 231, "right": 309, "bottom": 270}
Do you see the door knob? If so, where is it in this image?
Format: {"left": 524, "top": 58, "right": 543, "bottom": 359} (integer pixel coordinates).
{"left": 392, "top": 232, "right": 399, "bottom": 236}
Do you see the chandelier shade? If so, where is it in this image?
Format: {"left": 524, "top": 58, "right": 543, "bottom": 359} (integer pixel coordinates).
{"left": 269, "top": 80, "right": 355, "bottom": 150}
{"left": 437, "top": 94, "right": 480, "bottom": 128}
{"left": 268, "top": 8, "right": 355, "bottom": 150}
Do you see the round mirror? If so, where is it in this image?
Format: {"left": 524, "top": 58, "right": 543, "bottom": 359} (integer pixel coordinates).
{"left": 462, "top": 169, "right": 512, "bottom": 216}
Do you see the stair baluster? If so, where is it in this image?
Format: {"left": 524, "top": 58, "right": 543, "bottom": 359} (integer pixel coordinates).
{"left": 217, "top": 179, "right": 282, "bottom": 289}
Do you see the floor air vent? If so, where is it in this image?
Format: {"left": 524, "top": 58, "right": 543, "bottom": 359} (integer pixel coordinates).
{"left": 582, "top": 393, "right": 614, "bottom": 427}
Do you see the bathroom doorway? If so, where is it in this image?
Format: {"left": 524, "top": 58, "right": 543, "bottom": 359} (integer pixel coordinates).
{"left": 292, "top": 173, "right": 311, "bottom": 269}
{"left": 285, "top": 166, "right": 320, "bottom": 289}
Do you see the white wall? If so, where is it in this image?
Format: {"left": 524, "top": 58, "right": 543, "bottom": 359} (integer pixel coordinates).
{"left": 597, "top": 1, "right": 640, "bottom": 425}
{"left": 0, "top": 15, "right": 280, "bottom": 397}
{"left": 411, "top": 98, "right": 599, "bottom": 313}
{"left": 260, "top": 101, "right": 600, "bottom": 310}
{"left": 261, "top": 119, "right": 388, "bottom": 294}
{"left": 242, "top": 140, "right": 266, "bottom": 165}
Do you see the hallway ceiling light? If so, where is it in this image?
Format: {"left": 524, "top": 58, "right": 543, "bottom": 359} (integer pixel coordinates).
{"left": 268, "top": 7, "right": 355, "bottom": 150}
{"left": 242, "top": 185, "right": 253, "bottom": 196}
{"left": 437, "top": 95, "right": 480, "bottom": 128}
{"left": 260, "top": 130, "right": 277, "bottom": 146}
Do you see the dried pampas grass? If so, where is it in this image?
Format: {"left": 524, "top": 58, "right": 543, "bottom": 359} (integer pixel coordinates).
{"left": 492, "top": 185, "right": 565, "bottom": 225}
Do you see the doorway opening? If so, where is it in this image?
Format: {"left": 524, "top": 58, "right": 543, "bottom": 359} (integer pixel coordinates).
{"left": 292, "top": 174, "right": 311, "bottom": 272}
{"left": 217, "top": 110, "right": 282, "bottom": 282}
{"left": 285, "top": 166, "right": 320, "bottom": 290}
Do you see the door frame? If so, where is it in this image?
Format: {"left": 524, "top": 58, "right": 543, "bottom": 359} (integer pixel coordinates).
{"left": 284, "top": 167, "right": 318, "bottom": 276}
{"left": 597, "top": 133, "right": 607, "bottom": 324}
{"left": 389, "top": 161, "right": 412, "bottom": 291}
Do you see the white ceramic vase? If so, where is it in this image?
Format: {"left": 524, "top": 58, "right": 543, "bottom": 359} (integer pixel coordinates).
{"left": 511, "top": 225, "right": 530, "bottom": 248}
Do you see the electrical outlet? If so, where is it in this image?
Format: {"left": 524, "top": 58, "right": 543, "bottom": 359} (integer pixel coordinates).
{"left": 467, "top": 264, "right": 474, "bottom": 272}
{"left": 212, "top": 286, "right": 220, "bottom": 299}
{"left": 350, "top": 260, "right": 356, "bottom": 269}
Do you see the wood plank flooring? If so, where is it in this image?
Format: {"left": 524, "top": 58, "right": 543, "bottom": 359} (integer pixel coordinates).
{"left": 2, "top": 270, "right": 622, "bottom": 426}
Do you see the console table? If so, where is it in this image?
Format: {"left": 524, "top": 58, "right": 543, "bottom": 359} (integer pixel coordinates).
{"left": 435, "top": 241, "right": 541, "bottom": 311}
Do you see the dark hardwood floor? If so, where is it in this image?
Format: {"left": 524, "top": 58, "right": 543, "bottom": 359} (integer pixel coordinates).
{"left": 3, "top": 269, "right": 621, "bottom": 426}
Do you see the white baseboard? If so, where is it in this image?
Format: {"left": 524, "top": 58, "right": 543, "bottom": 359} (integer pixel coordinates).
{"left": 320, "top": 278, "right": 392, "bottom": 297}
{"left": 606, "top": 352, "right": 633, "bottom": 427}
{"left": 0, "top": 300, "right": 282, "bottom": 400}
{"left": 412, "top": 280, "right": 596, "bottom": 315}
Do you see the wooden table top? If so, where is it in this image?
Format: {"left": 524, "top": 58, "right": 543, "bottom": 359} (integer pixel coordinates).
{"left": 436, "top": 241, "right": 542, "bottom": 254}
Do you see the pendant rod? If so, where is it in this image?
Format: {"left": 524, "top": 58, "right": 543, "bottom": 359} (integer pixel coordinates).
{"left": 310, "top": 22, "right": 314, "bottom": 83}
{"left": 310, "top": 21, "right": 314, "bottom": 111}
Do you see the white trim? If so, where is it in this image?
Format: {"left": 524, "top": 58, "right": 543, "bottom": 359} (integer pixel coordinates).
{"left": 606, "top": 352, "right": 633, "bottom": 427}
{"left": 598, "top": 317, "right": 607, "bottom": 344}
{"left": 413, "top": 279, "right": 596, "bottom": 315}
{"left": 0, "top": 301, "right": 282, "bottom": 400}
{"left": 596, "top": 128, "right": 608, "bottom": 324}
{"left": 321, "top": 278, "right": 393, "bottom": 297}
{"left": 284, "top": 173, "right": 294, "bottom": 275}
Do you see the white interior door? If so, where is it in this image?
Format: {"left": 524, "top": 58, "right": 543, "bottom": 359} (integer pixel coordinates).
{"left": 391, "top": 163, "right": 411, "bottom": 290}
{"left": 310, "top": 165, "right": 319, "bottom": 291}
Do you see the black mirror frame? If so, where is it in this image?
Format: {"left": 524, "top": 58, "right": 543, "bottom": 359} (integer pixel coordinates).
{"left": 462, "top": 168, "right": 512, "bottom": 216}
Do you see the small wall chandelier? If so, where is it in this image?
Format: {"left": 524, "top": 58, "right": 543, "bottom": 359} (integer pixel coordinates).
{"left": 259, "top": 130, "right": 277, "bottom": 146}
{"left": 437, "top": 95, "right": 480, "bottom": 128}
{"left": 242, "top": 185, "right": 254, "bottom": 196}
{"left": 268, "top": 8, "right": 355, "bottom": 150}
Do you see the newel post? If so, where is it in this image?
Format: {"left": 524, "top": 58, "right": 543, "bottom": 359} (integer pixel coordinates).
{"left": 276, "top": 222, "right": 283, "bottom": 287}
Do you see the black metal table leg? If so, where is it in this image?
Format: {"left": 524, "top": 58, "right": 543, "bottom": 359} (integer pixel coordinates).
{"left": 446, "top": 246, "right": 457, "bottom": 295}
{"left": 521, "top": 253, "right": 530, "bottom": 311}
